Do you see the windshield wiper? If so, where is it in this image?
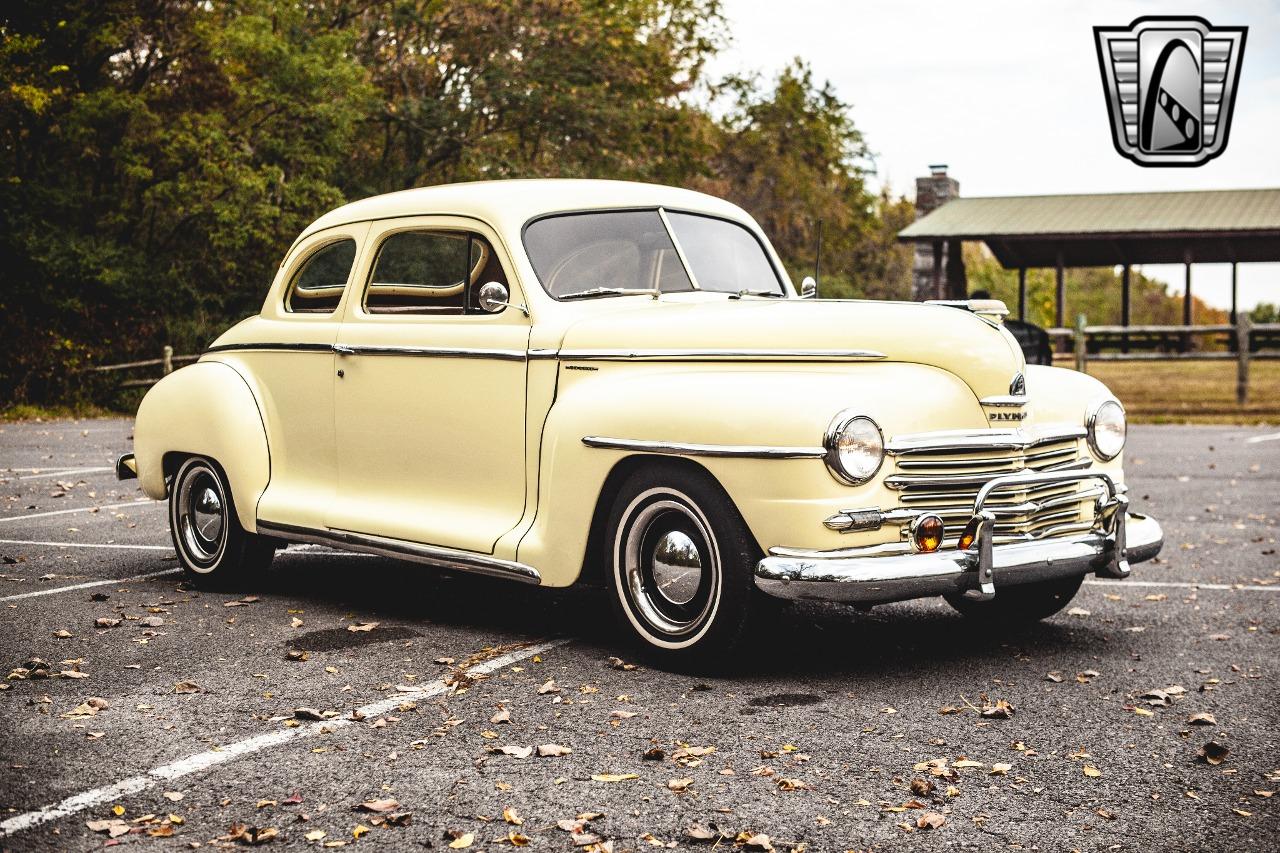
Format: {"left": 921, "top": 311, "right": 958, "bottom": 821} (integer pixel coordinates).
{"left": 560, "top": 287, "right": 655, "bottom": 300}
{"left": 728, "top": 289, "right": 784, "bottom": 299}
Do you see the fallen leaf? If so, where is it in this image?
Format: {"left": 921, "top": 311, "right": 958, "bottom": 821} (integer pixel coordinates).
{"left": 352, "top": 824, "right": 370, "bottom": 839}
{"left": 1067, "top": 606, "right": 1091, "bottom": 617}
{"left": 294, "top": 707, "right": 325, "bottom": 721}
{"left": 496, "top": 745, "right": 533, "bottom": 759}
{"left": 94, "top": 617, "right": 121, "bottom": 629}
{"left": 53, "top": 629, "right": 73, "bottom": 638}
{"left": 491, "top": 707, "right": 511, "bottom": 724}
{"left": 285, "top": 650, "right": 309, "bottom": 662}
{"left": 777, "top": 778, "right": 810, "bottom": 791}
{"left": 537, "top": 743, "right": 572, "bottom": 757}
{"left": 1188, "top": 711, "right": 1217, "bottom": 726}
{"left": 86, "top": 818, "right": 130, "bottom": 838}
{"left": 503, "top": 807, "right": 523, "bottom": 825}
{"left": 1045, "top": 672, "right": 1063, "bottom": 683}
{"left": 173, "top": 681, "right": 201, "bottom": 694}
{"left": 357, "top": 799, "right": 399, "bottom": 813}
{"left": 990, "top": 763, "right": 1013, "bottom": 775}
{"left": 917, "top": 812, "right": 946, "bottom": 830}
{"left": 1083, "top": 765, "right": 1102, "bottom": 777}
{"left": 981, "top": 699, "right": 1015, "bottom": 719}
{"left": 163, "top": 791, "right": 184, "bottom": 802}
{"left": 291, "top": 617, "right": 304, "bottom": 629}
{"left": 592, "top": 773, "right": 639, "bottom": 782}
{"left": 642, "top": 747, "right": 665, "bottom": 761}
{"left": 305, "top": 829, "right": 327, "bottom": 841}
{"left": 347, "top": 622, "right": 378, "bottom": 633}
{"left": 668, "top": 778, "right": 694, "bottom": 792}
{"left": 910, "top": 778, "right": 935, "bottom": 796}
{"left": 448, "top": 831, "right": 474, "bottom": 848}
{"left": 1199, "top": 741, "right": 1229, "bottom": 765}
{"left": 537, "top": 679, "right": 559, "bottom": 694}
{"left": 606, "top": 656, "right": 636, "bottom": 671}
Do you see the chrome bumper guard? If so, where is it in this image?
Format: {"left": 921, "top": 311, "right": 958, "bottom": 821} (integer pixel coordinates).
{"left": 755, "top": 470, "right": 1164, "bottom": 605}
{"left": 115, "top": 453, "right": 137, "bottom": 481}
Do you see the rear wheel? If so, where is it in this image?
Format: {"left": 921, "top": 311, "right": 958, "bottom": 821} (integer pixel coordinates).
{"left": 944, "top": 574, "right": 1084, "bottom": 623}
{"left": 169, "top": 456, "right": 274, "bottom": 587}
{"left": 605, "top": 461, "right": 767, "bottom": 667}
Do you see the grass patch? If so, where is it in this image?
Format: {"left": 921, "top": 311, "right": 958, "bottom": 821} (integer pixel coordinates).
{"left": 1, "top": 402, "right": 122, "bottom": 422}
{"left": 1084, "top": 359, "right": 1280, "bottom": 425}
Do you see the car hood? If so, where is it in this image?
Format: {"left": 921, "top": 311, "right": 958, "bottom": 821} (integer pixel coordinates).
{"left": 555, "top": 297, "right": 1027, "bottom": 401}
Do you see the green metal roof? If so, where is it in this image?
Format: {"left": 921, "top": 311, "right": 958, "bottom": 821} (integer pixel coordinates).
{"left": 899, "top": 187, "right": 1280, "bottom": 239}
{"left": 898, "top": 187, "right": 1280, "bottom": 267}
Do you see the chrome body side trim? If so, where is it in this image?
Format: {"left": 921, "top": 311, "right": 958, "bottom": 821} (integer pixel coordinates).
{"left": 336, "top": 345, "right": 528, "bottom": 361}
{"left": 979, "top": 395, "right": 1030, "bottom": 407}
{"left": 205, "top": 342, "right": 335, "bottom": 355}
{"left": 115, "top": 453, "right": 137, "bottom": 481}
{"left": 256, "top": 520, "right": 541, "bottom": 584}
{"left": 558, "top": 348, "right": 887, "bottom": 362}
{"left": 581, "top": 436, "right": 825, "bottom": 459}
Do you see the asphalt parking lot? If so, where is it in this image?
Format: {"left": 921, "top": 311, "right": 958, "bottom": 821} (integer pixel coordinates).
{"left": 0, "top": 419, "right": 1276, "bottom": 852}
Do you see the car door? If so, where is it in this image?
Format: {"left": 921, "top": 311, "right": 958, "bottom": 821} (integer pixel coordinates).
{"left": 327, "top": 217, "right": 530, "bottom": 554}
{"left": 251, "top": 224, "right": 368, "bottom": 531}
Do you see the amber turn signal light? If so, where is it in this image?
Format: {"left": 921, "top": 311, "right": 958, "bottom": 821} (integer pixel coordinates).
{"left": 912, "top": 514, "right": 945, "bottom": 553}
{"left": 957, "top": 517, "right": 981, "bottom": 551}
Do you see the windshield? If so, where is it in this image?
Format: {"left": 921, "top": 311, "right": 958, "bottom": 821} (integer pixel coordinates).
{"left": 523, "top": 209, "right": 785, "bottom": 300}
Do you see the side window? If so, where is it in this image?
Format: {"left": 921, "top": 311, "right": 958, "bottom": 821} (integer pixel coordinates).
{"left": 365, "top": 230, "right": 508, "bottom": 315}
{"left": 286, "top": 239, "right": 358, "bottom": 314}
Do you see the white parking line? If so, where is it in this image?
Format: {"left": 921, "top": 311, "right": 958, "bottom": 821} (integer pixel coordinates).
{"left": 1087, "top": 579, "right": 1280, "bottom": 593}
{"left": 17, "top": 466, "right": 114, "bottom": 480}
{"left": 0, "top": 500, "right": 159, "bottom": 524}
{"left": 1244, "top": 432, "right": 1280, "bottom": 444}
{"left": 0, "top": 638, "right": 571, "bottom": 838}
{"left": 0, "top": 539, "right": 173, "bottom": 552}
{"left": 0, "top": 569, "right": 183, "bottom": 602}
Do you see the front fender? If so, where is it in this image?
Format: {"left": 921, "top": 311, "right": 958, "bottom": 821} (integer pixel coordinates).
{"left": 133, "top": 361, "right": 271, "bottom": 533}
{"left": 516, "top": 362, "right": 987, "bottom": 584}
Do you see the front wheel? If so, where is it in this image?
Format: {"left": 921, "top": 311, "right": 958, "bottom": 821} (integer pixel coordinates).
{"left": 169, "top": 456, "right": 274, "bottom": 587}
{"left": 944, "top": 574, "right": 1084, "bottom": 623}
{"left": 605, "top": 461, "right": 768, "bottom": 667}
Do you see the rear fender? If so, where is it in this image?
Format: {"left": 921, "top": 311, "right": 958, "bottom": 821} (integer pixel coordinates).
{"left": 133, "top": 361, "right": 270, "bottom": 532}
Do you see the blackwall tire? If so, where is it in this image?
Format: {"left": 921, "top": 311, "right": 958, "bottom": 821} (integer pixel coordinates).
{"left": 605, "top": 461, "right": 766, "bottom": 668}
{"left": 168, "top": 456, "right": 274, "bottom": 588}
{"left": 944, "top": 574, "right": 1084, "bottom": 624}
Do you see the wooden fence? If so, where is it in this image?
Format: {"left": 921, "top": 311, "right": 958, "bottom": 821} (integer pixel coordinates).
{"left": 92, "top": 346, "right": 200, "bottom": 388}
{"left": 1047, "top": 312, "right": 1280, "bottom": 404}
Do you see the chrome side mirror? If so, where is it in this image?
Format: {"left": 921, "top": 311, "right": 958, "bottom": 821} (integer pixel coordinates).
{"left": 800, "top": 276, "right": 817, "bottom": 299}
{"left": 478, "top": 281, "right": 518, "bottom": 314}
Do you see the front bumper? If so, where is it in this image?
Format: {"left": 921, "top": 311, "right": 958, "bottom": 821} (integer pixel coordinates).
{"left": 755, "top": 469, "right": 1163, "bottom": 605}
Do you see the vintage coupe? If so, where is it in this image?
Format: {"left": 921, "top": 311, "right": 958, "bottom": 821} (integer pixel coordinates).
{"left": 119, "top": 179, "right": 1163, "bottom": 661}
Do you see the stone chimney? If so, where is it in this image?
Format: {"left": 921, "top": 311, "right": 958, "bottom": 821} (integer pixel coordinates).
{"left": 911, "top": 164, "right": 966, "bottom": 300}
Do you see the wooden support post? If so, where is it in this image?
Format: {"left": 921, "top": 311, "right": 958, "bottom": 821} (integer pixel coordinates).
{"left": 1182, "top": 251, "right": 1193, "bottom": 353}
{"left": 1074, "top": 313, "right": 1087, "bottom": 374}
{"left": 1017, "top": 268, "right": 1027, "bottom": 321}
{"left": 1230, "top": 261, "right": 1238, "bottom": 325}
{"left": 931, "top": 241, "right": 943, "bottom": 300}
{"left": 1237, "top": 311, "right": 1251, "bottom": 406}
{"left": 1055, "top": 248, "right": 1065, "bottom": 329}
{"left": 1120, "top": 264, "right": 1131, "bottom": 354}
{"left": 162, "top": 345, "right": 174, "bottom": 376}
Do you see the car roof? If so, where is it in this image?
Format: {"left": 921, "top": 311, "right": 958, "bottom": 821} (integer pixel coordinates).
{"left": 300, "top": 179, "right": 754, "bottom": 240}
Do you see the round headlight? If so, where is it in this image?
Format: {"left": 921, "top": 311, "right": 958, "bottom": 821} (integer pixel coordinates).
{"left": 1087, "top": 399, "right": 1126, "bottom": 460}
{"left": 824, "top": 413, "right": 884, "bottom": 485}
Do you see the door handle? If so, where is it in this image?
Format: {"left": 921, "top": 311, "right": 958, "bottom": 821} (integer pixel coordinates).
{"left": 332, "top": 344, "right": 356, "bottom": 355}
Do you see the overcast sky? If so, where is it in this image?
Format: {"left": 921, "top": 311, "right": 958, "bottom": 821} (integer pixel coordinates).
{"left": 710, "top": 0, "right": 1280, "bottom": 311}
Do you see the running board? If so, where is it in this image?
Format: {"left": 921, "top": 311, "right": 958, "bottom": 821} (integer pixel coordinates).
{"left": 256, "top": 520, "right": 541, "bottom": 585}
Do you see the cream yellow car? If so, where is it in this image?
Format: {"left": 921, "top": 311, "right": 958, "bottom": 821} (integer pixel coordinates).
{"left": 118, "top": 179, "right": 1163, "bottom": 662}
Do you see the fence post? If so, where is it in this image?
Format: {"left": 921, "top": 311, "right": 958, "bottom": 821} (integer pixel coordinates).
{"left": 162, "top": 345, "right": 174, "bottom": 376}
{"left": 1236, "top": 312, "right": 1250, "bottom": 406}
{"left": 1074, "top": 313, "right": 1088, "bottom": 374}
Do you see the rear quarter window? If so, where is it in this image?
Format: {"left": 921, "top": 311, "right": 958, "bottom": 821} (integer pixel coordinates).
{"left": 286, "top": 239, "right": 358, "bottom": 314}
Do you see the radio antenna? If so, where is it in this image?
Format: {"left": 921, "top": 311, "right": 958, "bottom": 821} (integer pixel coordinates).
{"left": 814, "top": 219, "right": 823, "bottom": 292}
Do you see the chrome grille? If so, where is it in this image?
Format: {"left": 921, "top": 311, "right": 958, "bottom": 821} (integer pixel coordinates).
{"left": 884, "top": 427, "right": 1098, "bottom": 543}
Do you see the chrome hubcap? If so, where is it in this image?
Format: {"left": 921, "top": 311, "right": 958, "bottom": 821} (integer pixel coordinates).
{"left": 620, "top": 494, "right": 719, "bottom": 639}
{"left": 177, "top": 466, "right": 226, "bottom": 567}
{"left": 651, "top": 530, "right": 702, "bottom": 606}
